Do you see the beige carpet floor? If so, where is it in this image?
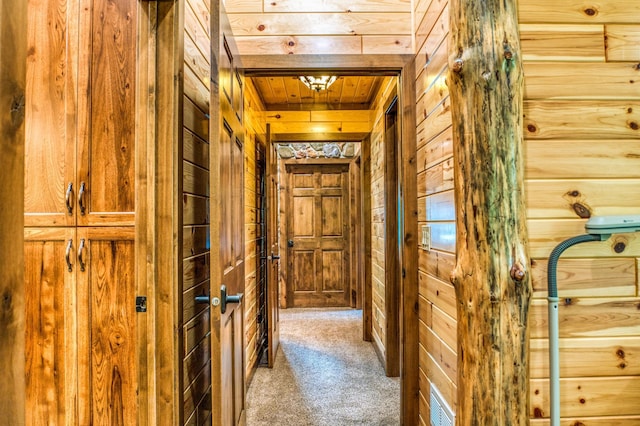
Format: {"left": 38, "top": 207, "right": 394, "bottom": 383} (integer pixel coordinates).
{"left": 246, "top": 308, "right": 400, "bottom": 426}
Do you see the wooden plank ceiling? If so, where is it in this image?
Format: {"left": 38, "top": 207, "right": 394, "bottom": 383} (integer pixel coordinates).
{"left": 250, "top": 75, "right": 383, "bottom": 110}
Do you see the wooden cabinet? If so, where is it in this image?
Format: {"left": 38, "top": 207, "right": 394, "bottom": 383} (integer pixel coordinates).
{"left": 24, "top": 0, "right": 139, "bottom": 424}
{"left": 24, "top": 0, "right": 136, "bottom": 228}
{"left": 25, "top": 227, "right": 137, "bottom": 424}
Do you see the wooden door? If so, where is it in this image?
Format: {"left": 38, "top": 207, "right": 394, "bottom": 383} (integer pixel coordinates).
{"left": 286, "top": 163, "right": 351, "bottom": 308}
{"left": 76, "top": 227, "right": 137, "bottom": 425}
{"left": 24, "top": 0, "right": 77, "bottom": 227}
{"left": 76, "top": 0, "right": 136, "bottom": 227}
{"left": 210, "top": 6, "right": 245, "bottom": 424}
{"left": 24, "top": 228, "right": 77, "bottom": 425}
{"left": 265, "top": 135, "right": 280, "bottom": 367}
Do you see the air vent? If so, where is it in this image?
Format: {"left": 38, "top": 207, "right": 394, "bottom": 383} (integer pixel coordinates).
{"left": 430, "top": 383, "right": 455, "bottom": 426}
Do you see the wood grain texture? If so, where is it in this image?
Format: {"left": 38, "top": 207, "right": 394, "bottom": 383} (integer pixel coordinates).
{"left": 520, "top": 24, "right": 605, "bottom": 62}
{"left": 606, "top": 25, "right": 640, "bottom": 62}
{"left": 25, "top": 229, "right": 76, "bottom": 425}
{"left": 1, "top": 0, "right": 27, "bottom": 422}
{"left": 76, "top": 228, "right": 137, "bottom": 425}
{"left": 78, "top": 0, "right": 136, "bottom": 225}
{"left": 530, "top": 376, "right": 640, "bottom": 418}
{"left": 523, "top": 62, "right": 640, "bottom": 100}
{"left": 448, "top": 0, "right": 531, "bottom": 423}
{"left": 24, "top": 0, "right": 78, "bottom": 227}
{"left": 228, "top": 13, "right": 411, "bottom": 36}
{"left": 524, "top": 101, "right": 640, "bottom": 140}
{"left": 525, "top": 140, "right": 640, "bottom": 179}
{"left": 530, "top": 336, "right": 640, "bottom": 378}
{"left": 518, "top": 0, "right": 640, "bottom": 24}
{"left": 526, "top": 179, "right": 640, "bottom": 219}
{"left": 530, "top": 257, "right": 636, "bottom": 298}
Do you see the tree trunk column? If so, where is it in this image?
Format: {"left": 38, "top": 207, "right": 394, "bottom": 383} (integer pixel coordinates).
{"left": 447, "top": 0, "right": 531, "bottom": 424}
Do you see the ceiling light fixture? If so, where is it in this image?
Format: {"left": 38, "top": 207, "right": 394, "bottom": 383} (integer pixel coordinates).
{"left": 299, "top": 75, "right": 338, "bottom": 92}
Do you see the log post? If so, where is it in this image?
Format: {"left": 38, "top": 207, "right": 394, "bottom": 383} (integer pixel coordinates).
{"left": 0, "top": 0, "right": 27, "bottom": 423}
{"left": 447, "top": 0, "right": 531, "bottom": 424}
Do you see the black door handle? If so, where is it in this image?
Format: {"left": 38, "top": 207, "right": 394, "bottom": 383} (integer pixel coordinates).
{"left": 221, "top": 284, "right": 243, "bottom": 314}
{"left": 195, "top": 295, "right": 210, "bottom": 304}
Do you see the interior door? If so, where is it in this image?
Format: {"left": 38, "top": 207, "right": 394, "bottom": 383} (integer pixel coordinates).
{"left": 265, "top": 131, "right": 280, "bottom": 367}
{"left": 210, "top": 4, "right": 245, "bottom": 424}
{"left": 286, "top": 163, "right": 351, "bottom": 308}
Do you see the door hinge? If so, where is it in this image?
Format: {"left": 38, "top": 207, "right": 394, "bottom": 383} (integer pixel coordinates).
{"left": 136, "top": 296, "right": 147, "bottom": 313}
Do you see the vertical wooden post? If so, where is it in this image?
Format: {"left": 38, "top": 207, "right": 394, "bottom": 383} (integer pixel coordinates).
{"left": 0, "top": 0, "right": 26, "bottom": 423}
{"left": 448, "top": 0, "right": 531, "bottom": 424}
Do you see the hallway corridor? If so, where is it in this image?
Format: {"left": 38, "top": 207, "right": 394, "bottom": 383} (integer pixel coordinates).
{"left": 246, "top": 308, "right": 400, "bottom": 425}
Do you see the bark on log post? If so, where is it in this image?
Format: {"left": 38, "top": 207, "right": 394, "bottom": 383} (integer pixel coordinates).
{"left": 447, "top": 0, "right": 531, "bottom": 424}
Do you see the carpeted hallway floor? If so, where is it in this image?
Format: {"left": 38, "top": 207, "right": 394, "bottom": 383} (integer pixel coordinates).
{"left": 246, "top": 308, "right": 400, "bottom": 425}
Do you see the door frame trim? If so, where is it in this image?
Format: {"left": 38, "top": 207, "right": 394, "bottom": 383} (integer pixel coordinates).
{"left": 243, "top": 54, "right": 419, "bottom": 424}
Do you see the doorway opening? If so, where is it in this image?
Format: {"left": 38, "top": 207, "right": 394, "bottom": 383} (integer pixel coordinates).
{"left": 242, "top": 61, "right": 418, "bottom": 423}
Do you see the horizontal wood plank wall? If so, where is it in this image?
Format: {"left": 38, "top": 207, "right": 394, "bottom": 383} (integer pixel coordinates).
{"left": 243, "top": 78, "right": 266, "bottom": 382}
{"left": 519, "top": 0, "right": 640, "bottom": 423}
{"left": 224, "top": 0, "right": 412, "bottom": 55}
{"left": 183, "top": 0, "right": 212, "bottom": 423}
{"left": 369, "top": 76, "right": 396, "bottom": 367}
{"left": 413, "top": 0, "right": 455, "bottom": 424}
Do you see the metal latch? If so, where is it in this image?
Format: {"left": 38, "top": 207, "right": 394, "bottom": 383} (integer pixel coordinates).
{"left": 136, "top": 296, "right": 147, "bottom": 312}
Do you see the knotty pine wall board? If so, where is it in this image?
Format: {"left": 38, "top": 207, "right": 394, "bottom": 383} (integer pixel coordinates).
{"left": 518, "top": 0, "right": 640, "bottom": 24}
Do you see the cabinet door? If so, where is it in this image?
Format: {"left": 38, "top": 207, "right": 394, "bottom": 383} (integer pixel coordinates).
{"left": 76, "top": 0, "right": 137, "bottom": 226}
{"left": 76, "top": 227, "right": 137, "bottom": 425}
{"left": 24, "top": 228, "right": 78, "bottom": 425}
{"left": 24, "top": 0, "right": 78, "bottom": 227}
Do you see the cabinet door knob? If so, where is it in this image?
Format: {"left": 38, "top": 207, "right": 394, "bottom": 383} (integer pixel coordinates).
{"left": 78, "top": 182, "right": 86, "bottom": 215}
{"left": 65, "top": 183, "right": 73, "bottom": 215}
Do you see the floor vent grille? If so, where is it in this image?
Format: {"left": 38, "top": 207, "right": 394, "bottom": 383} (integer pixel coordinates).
{"left": 430, "top": 383, "right": 455, "bottom": 426}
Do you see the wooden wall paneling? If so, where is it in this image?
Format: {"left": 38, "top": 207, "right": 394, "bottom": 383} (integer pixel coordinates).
{"left": 1, "top": 0, "right": 26, "bottom": 420}
{"left": 77, "top": 0, "right": 137, "bottom": 227}
{"left": 530, "top": 257, "right": 636, "bottom": 298}
{"left": 153, "top": 0, "right": 184, "bottom": 422}
{"left": 526, "top": 179, "right": 640, "bottom": 219}
{"left": 264, "top": 0, "right": 411, "bottom": 13}
{"left": 527, "top": 219, "right": 640, "bottom": 258}
{"left": 414, "top": 0, "right": 447, "bottom": 68}
{"left": 530, "top": 376, "right": 640, "bottom": 418}
{"left": 523, "top": 62, "right": 640, "bottom": 100}
{"left": 605, "top": 25, "right": 640, "bottom": 62}
{"left": 24, "top": 228, "right": 76, "bottom": 425}
{"left": 529, "top": 336, "right": 640, "bottom": 379}
{"left": 234, "top": 35, "right": 365, "bottom": 56}
{"left": 525, "top": 140, "right": 640, "bottom": 179}
{"left": 362, "top": 35, "right": 413, "bottom": 55}
{"left": 227, "top": 12, "right": 411, "bottom": 37}
{"left": 530, "top": 297, "right": 640, "bottom": 339}
{"left": 24, "top": 0, "right": 78, "bottom": 227}
{"left": 518, "top": 0, "right": 640, "bottom": 24}
{"left": 530, "top": 416, "right": 640, "bottom": 425}
{"left": 519, "top": 24, "right": 605, "bottom": 62}
{"left": 524, "top": 101, "right": 640, "bottom": 140}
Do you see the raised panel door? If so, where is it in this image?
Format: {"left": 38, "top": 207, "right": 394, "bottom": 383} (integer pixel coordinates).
{"left": 24, "top": 227, "right": 77, "bottom": 425}
{"left": 76, "top": 0, "right": 137, "bottom": 226}
{"left": 24, "top": 0, "right": 78, "bottom": 227}
{"left": 76, "top": 227, "right": 137, "bottom": 425}
{"left": 286, "top": 164, "right": 351, "bottom": 307}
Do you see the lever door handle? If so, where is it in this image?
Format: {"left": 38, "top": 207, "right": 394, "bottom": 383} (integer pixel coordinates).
{"left": 195, "top": 295, "right": 210, "bottom": 304}
{"left": 221, "top": 284, "right": 243, "bottom": 314}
